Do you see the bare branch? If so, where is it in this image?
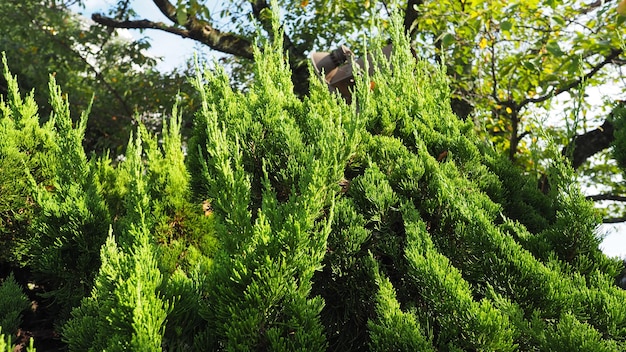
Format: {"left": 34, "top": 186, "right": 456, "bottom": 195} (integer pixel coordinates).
{"left": 603, "top": 217, "right": 626, "bottom": 224}
{"left": 91, "top": 13, "right": 255, "bottom": 60}
{"left": 588, "top": 194, "right": 626, "bottom": 202}
{"left": 152, "top": 0, "right": 178, "bottom": 24}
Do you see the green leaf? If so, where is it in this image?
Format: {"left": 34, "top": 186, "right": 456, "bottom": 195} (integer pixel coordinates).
{"left": 552, "top": 15, "right": 566, "bottom": 26}
{"left": 522, "top": 61, "right": 537, "bottom": 71}
{"left": 546, "top": 41, "right": 565, "bottom": 56}
{"left": 176, "top": 7, "right": 187, "bottom": 25}
{"left": 500, "top": 20, "right": 512, "bottom": 32}
{"left": 442, "top": 33, "right": 456, "bottom": 47}
{"left": 566, "top": 56, "right": 581, "bottom": 75}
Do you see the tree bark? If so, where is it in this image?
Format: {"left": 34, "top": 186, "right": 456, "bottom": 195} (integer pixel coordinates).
{"left": 567, "top": 120, "right": 615, "bottom": 169}
{"left": 91, "top": 13, "right": 255, "bottom": 60}
{"left": 404, "top": 0, "right": 423, "bottom": 39}
{"left": 565, "top": 110, "right": 619, "bottom": 170}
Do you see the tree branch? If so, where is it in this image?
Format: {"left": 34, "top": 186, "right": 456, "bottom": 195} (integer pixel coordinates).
{"left": 519, "top": 48, "right": 623, "bottom": 109}
{"left": 152, "top": 0, "right": 178, "bottom": 24}
{"left": 602, "top": 217, "right": 626, "bottom": 224}
{"left": 403, "top": 0, "right": 423, "bottom": 38}
{"left": 564, "top": 102, "right": 626, "bottom": 169}
{"left": 94, "top": 0, "right": 312, "bottom": 95}
{"left": 578, "top": 0, "right": 617, "bottom": 15}
{"left": 587, "top": 194, "right": 626, "bottom": 202}
{"left": 91, "top": 13, "right": 255, "bottom": 60}
{"left": 565, "top": 119, "right": 614, "bottom": 169}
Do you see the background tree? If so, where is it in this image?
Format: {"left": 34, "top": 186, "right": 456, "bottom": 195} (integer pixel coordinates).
{"left": 0, "top": 0, "right": 196, "bottom": 153}
{"left": 89, "top": 0, "right": 626, "bottom": 223}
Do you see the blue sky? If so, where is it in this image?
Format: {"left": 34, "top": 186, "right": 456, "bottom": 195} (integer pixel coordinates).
{"left": 72, "top": 1, "right": 626, "bottom": 259}
{"left": 599, "top": 223, "right": 626, "bottom": 258}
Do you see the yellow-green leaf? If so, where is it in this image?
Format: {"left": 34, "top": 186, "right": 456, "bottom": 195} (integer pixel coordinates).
{"left": 479, "top": 37, "right": 488, "bottom": 49}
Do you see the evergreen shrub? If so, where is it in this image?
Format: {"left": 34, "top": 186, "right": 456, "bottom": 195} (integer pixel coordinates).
{"left": 1, "top": 9, "right": 626, "bottom": 351}
{"left": 188, "top": 14, "right": 360, "bottom": 350}
{"left": 183, "top": 11, "right": 626, "bottom": 351}
{"left": 1, "top": 52, "right": 217, "bottom": 348}
{"left": 0, "top": 54, "right": 57, "bottom": 265}
{"left": 611, "top": 102, "right": 626, "bottom": 169}
{"left": 27, "top": 77, "right": 111, "bottom": 320}
{"left": 62, "top": 112, "right": 216, "bottom": 351}
{"left": 0, "top": 273, "right": 30, "bottom": 336}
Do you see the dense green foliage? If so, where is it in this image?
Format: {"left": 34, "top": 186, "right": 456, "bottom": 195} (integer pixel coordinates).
{"left": 0, "top": 53, "right": 61, "bottom": 267}
{"left": 0, "top": 273, "right": 33, "bottom": 351}
{"left": 1, "top": 13, "right": 626, "bottom": 351}
{"left": 611, "top": 104, "right": 626, "bottom": 170}
{"left": 92, "top": 0, "right": 626, "bottom": 223}
{"left": 0, "top": 273, "right": 30, "bottom": 336}
{"left": 0, "top": 50, "right": 216, "bottom": 348}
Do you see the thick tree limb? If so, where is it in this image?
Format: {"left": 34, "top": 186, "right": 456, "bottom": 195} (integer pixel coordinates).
{"left": 565, "top": 119, "right": 615, "bottom": 169}
{"left": 91, "top": 13, "right": 255, "bottom": 60}
{"left": 152, "top": 0, "right": 178, "bottom": 24}
{"left": 404, "top": 0, "right": 423, "bottom": 39}
{"left": 564, "top": 102, "right": 626, "bottom": 169}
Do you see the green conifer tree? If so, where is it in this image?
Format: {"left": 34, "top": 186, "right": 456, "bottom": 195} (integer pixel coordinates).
{"left": 0, "top": 54, "right": 57, "bottom": 265}
{"left": 63, "top": 130, "right": 169, "bottom": 351}
{"left": 27, "top": 75, "right": 111, "bottom": 320}
{"left": 2, "top": 8, "right": 626, "bottom": 351}
{"left": 0, "top": 273, "right": 30, "bottom": 336}
{"left": 188, "top": 12, "right": 361, "bottom": 350}
{"left": 1, "top": 52, "right": 111, "bottom": 319}
{"left": 183, "top": 11, "right": 626, "bottom": 351}
{"left": 310, "top": 14, "right": 626, "bottom": 351}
